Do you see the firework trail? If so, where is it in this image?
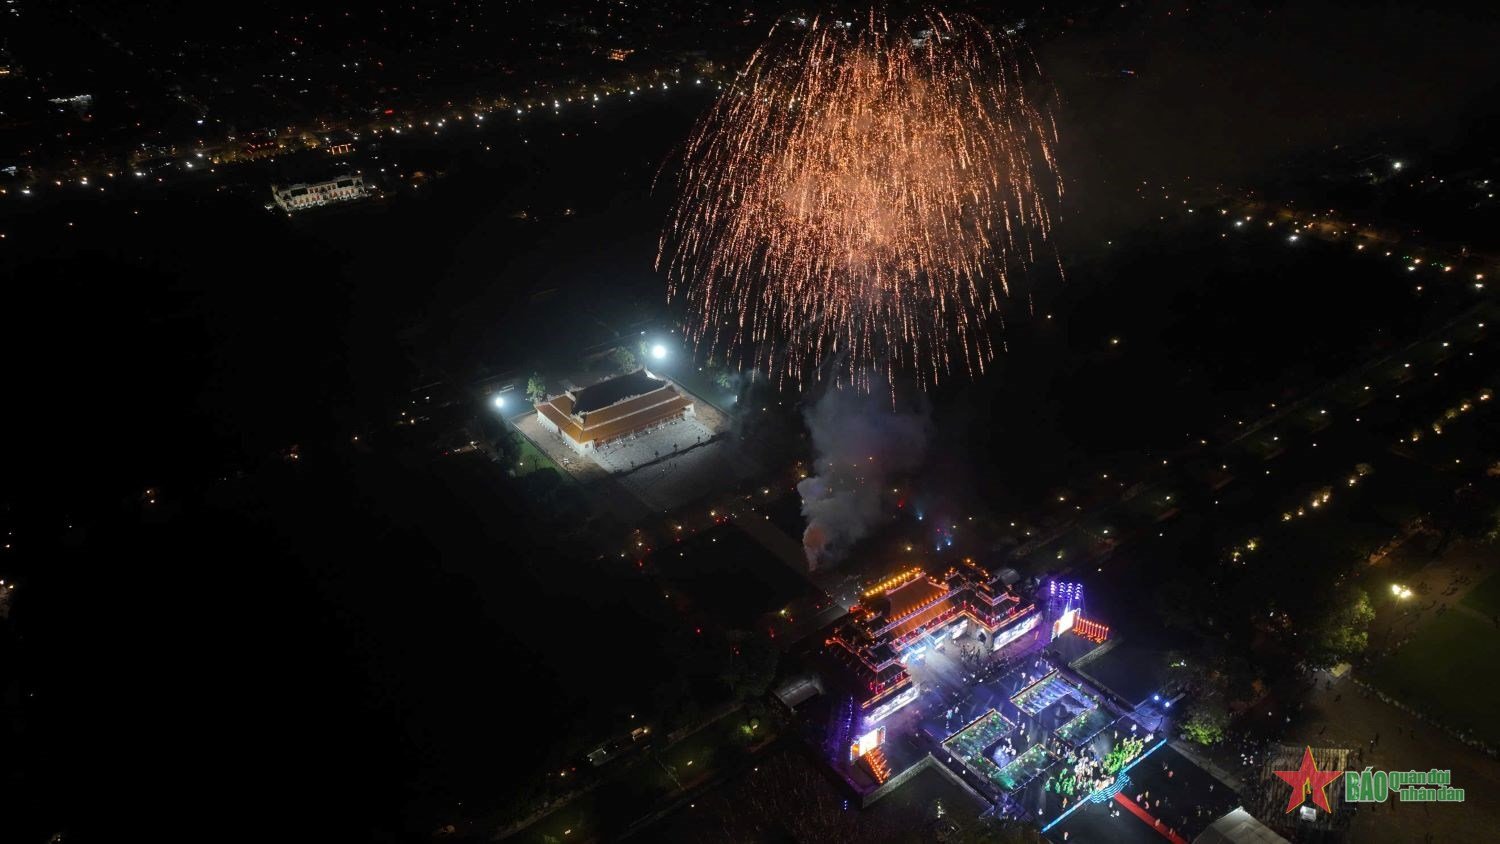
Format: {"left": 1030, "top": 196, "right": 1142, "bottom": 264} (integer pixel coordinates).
{"left": 659, "top": 7, "right": 1062, "bottom": 390}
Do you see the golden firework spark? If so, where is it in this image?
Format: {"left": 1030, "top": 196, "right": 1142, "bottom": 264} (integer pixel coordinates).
{"left": 659, "top": 8, "right": 1062, "bottom": 389}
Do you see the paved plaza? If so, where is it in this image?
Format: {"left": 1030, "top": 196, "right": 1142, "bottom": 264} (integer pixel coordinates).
{"left": 1042, "top": 745, "right": 1238, "bottom": 844}
{"left": 614, "top": 438, "right": 757, "bottom": 512}
{"left": 589, "top": 416, "right": 716, "bottom": 473}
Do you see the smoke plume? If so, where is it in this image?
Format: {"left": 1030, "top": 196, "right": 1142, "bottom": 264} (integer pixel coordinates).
{"left": 797, "top": 388, "right": 930, "bottom": 570}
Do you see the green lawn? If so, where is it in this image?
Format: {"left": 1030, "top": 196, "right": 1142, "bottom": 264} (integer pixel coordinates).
{"left": 1461, "top": 572, "right": 1500, "bottom": 619}
{"left": 509, "top": 430, "right": 559, "bottom": 478}
{"left": 1366, "top": 608, "right": 1500, "bottom": 746}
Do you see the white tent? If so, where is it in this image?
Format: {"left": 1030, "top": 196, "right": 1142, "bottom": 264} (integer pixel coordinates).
{"left": 1194, "top": 807, "right": 1290, "bottom": 844}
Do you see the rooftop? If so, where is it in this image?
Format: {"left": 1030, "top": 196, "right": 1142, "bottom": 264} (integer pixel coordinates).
{"left": 572, "top": 369, "right": 667, "bottom": 415}
{"left": 880, "top": 576, "right": 949, "bottom": 622}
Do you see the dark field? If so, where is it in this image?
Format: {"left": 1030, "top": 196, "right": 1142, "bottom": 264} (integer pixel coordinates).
{"left": 652, "top": 524, "right": 817, "bottom": 629}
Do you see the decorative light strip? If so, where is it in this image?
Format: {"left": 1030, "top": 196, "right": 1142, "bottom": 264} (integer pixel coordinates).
{"left": 863, "top": 566, "right": 924, "bottom": 598}
{"left": 1074, "top": 616, "right": 1110, "bottom": 643}
{"left": 1041, "top": 738, "right": 1168, "bottom": 833}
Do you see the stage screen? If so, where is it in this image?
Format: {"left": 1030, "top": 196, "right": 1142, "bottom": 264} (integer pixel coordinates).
{"left": 1051, "top": 607, "right": 1079, "bottom": 640}
{"left": 849, "top": 726, "right": 886, "bottom": 761}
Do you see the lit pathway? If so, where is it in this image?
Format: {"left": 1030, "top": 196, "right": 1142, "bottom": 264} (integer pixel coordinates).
{"left": 1113, "top": 792, "right": 1188, "bottom": 844}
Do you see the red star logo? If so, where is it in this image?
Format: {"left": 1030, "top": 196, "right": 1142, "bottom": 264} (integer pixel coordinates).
{"left": 1273, "top": 746, "right": 1344, "bottom": 813}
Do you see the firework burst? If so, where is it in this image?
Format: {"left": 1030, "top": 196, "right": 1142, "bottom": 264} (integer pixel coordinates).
{"left": 659, "top": 8, "right": 1062, "bottom": 390}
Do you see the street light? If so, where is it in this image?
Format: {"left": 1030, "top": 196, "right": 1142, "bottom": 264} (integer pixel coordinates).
{"left": 492, "top": 394, "right": 507, "bottom": 411}
{"left": 651, "top": 343, "right": 667, "bottom": 361}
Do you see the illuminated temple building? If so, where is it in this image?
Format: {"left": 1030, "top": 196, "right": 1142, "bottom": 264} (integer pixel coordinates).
{"left": 271, "top": 173, "right": 369, "bottom": 212}
{"left": 534, "top": 368, "right": 695, "bottom": 454}
{"left": 823, "top": 561, "right": 1040, "bottom": 725}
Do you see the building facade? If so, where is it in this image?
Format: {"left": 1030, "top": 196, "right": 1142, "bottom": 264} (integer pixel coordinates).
{"left": 823, "top": 561, "right": 1040, "bottom": 726}
{"left": 534, "top": 369, "right": 695, "bottom": 454}
{"left": 271, "top": 174, "right": 369, "bottom": 212}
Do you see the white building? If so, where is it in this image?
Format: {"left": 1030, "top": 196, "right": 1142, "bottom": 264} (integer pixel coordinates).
{"left": 534, "top": 369, "right": 695, "bottom": 455}
{"left": 272, "top": 174, "right": 369, "bottom": 212}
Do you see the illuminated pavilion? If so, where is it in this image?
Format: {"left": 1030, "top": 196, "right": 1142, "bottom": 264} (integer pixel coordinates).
{"left": 534, "top": 368, "right": 695, "bottom": 454}
{"left": 823, "top": 560, "right": 1040, "bottom": 725}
